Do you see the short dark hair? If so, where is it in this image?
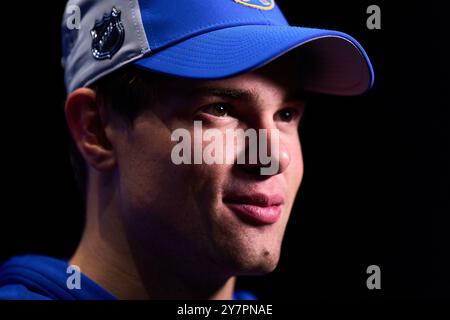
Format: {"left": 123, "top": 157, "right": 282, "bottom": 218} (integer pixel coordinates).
{"left": 68, "top": 66, "right": 167, "bottom": 199}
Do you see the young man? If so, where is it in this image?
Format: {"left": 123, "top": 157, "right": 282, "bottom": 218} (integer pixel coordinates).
{"left": 0, "top": 0, "right": 374, "bottom": 300}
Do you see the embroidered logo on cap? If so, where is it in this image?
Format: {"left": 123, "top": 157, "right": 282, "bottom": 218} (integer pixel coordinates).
{"left": 234, "top": 0, "right": 275, "bottom": 11}
{"left": 91, "top": 7, "right": 125, "bottom": 60}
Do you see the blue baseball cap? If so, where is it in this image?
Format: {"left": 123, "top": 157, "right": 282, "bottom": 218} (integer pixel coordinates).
{"left": 62, "top": 0, "right": 374, "bottom": 95}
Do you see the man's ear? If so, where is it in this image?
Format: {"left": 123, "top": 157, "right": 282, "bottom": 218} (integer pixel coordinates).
{"left": 65, "top": 88, "right": 116, "bottom": 172}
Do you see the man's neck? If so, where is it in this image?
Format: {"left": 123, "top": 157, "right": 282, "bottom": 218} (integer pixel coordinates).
{"left": 70, "top": 200, "right": 236, "bottom": 299}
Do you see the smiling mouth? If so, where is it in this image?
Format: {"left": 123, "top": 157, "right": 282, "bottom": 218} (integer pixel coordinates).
{"left": 223, "top": 194, "right": 284, "bottom": 226}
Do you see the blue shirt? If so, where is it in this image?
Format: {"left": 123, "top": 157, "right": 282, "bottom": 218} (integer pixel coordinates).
{"left": 0, "top": 255, "right": 256, "bottom": 300}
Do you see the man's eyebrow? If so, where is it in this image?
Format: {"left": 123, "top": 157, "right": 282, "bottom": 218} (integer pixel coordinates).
{"left": 187, "top": 86, "right": 307, "bottom": 103}
{"left": 284, "top": 90, "right": 308, "bottom": 103}
{"left": 187, "top": 87, "right": 255, "bottom": 102}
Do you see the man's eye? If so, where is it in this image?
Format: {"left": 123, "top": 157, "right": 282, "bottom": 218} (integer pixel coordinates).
{"left": 202, "top": 103, "right": 231, "bottom": 117}
{"left": 277, "top": 108, "right": 297, "bottom": 122}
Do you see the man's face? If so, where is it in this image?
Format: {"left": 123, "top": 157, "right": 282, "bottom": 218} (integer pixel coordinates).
{"left": 112, "top": 55, "right": 305, "bottom": 278}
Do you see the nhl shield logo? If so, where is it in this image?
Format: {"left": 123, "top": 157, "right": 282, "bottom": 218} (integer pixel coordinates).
{"left": 234, "top": 0, "right": 275, "bottom": 10}
{"left": 91, "top": 7, "right": 125, "bottom": 60}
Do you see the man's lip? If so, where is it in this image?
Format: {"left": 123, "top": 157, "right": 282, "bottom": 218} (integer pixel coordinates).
{"left": 223, "top": 193, "right": 284, "bottom": 225}
{"left": 223, "top": 193, "right": 285, "bottom": 207}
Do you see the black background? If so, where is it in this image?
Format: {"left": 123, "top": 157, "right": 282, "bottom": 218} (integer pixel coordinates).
{"left": 0, "top": 1, "right": 448, "bottom": 300}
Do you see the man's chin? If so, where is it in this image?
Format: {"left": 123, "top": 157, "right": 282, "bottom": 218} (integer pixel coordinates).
{"left": 210, "top": 210, "right": 286, "bottom": 276}
{"left": 221, "top": 246, "right": 281, "bottom": 276}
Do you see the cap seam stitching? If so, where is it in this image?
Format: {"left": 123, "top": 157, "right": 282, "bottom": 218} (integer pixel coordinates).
{"left": 129, "top": 0, "right": 147, "bottom": 54}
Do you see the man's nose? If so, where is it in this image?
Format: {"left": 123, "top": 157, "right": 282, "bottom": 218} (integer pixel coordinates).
{"left": 237, "top": 121, "right": 291, "bottom": 176}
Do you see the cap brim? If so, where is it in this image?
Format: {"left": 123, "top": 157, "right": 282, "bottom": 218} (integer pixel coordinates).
{"left": 134, "top": 25, "right": 374, "bottom": 96}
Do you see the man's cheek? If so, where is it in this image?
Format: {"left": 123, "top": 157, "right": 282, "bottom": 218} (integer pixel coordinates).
{"left": 291, "top": 143, "right": 304, "bottom": 181}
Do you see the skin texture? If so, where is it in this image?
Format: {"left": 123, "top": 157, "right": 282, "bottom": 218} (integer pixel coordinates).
{"left": 66, "top": 54, "right": 305, "bottom": 299}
